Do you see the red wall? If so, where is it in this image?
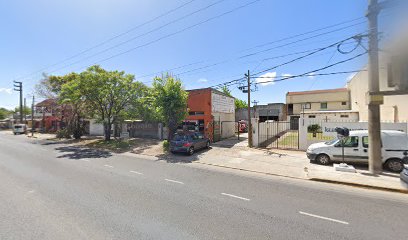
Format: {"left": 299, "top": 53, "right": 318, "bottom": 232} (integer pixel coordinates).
{"left": 185, "top": 89, "right": 214, "bottom": 140}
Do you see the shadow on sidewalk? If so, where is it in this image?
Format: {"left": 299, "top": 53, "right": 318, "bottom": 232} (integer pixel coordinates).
{"left": 55, "top": 146, "right": 112, "bottom": 159}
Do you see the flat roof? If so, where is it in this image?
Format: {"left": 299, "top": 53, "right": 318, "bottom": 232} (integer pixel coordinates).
{"left": 287, "top": 88, "right": 348, "bottom": 96}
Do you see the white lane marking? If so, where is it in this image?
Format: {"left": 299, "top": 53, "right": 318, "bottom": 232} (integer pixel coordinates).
{"left": 299, "top": 211, "right": 349, "bottom": 225}
{"left": 221, "top": 193, "right": 250, "bottom": 201}
{"left": 104, "top": 164, "right": 114, "bottom": 168}
{"left": 164, "top": 179, "right": 184, "bottom": 185}
{"left": 80, "top": 159, "right": 90, "bottom": 162}
{"left": 28, "top": 190, "right": 35, "bottom": 194}
{"left": 130, "top": 170, "right": 143, "bottom": 175}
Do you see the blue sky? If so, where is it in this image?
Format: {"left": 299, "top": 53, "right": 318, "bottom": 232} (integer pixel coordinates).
{"left": 0, "top": 0, "right": 402, "bottom": 110}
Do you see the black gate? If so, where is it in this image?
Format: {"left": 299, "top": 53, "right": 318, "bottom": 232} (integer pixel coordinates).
{"left": 258, "top": 121, "right": 299, "bottom": 149}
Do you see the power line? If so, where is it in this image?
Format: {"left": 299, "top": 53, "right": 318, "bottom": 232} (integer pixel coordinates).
{"left": 253, "top": 52, "right": 367, "bottom": 85}
{"left": 252, "top": 34, "right": 366, "bottom": 76}
{"left": 14, "top": 0, "right": 199, "bottom": 81}
{"left": 48, "top": 0, "right": 229, "bottom": 75}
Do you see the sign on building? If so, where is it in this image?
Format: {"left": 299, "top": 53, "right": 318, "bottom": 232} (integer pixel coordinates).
{"left": 212, "top": 93, "right": 234, "bottom": 113}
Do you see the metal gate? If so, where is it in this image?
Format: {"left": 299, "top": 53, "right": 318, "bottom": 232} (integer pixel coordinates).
{"left": 258, "top": 120, "right": 299, "bottom": 149}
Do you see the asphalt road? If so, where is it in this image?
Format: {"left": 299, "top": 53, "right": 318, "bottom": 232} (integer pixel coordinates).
{"left": 1, "top": 131, "right": 407, "bottom": 240}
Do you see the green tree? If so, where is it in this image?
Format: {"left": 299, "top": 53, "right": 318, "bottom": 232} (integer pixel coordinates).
{"left": 0, "top": 108, "right": 12, "bottom": 120}
{"left": 67, "top": 65, "right": 145, "bottom": 141}
{"left": 220, "top": 86, "right": 247, "bottom": 110}
{"left": 14, "top": 106, "right": 31, "bottom": 116}
{"left": 151, "top": 74, "right": 188, "bottom": 140}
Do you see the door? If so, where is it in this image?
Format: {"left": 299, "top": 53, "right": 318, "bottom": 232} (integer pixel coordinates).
{"left": 332, "top": 136, "right": 362, "bottom": 162}
{"left": 196, "top": 133, "right": 207, "bottom": 149}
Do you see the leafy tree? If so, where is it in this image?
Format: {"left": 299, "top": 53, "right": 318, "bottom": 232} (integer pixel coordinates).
{"left": 220, "top": 86, "right": 247, "bottom": 109}
{"left": 0, "top": 108, "right": 12, "bottom": 120}
{"left": 151, "top": 74, "right": 188, "bottom": 140}
{"left": 68, "top": 65, "right": 145, "bottom": 141}
{"left": 14, "top": 106, "right": 31, "bottom": 116}
{"left": 35, "top": 73, "right": 73, "bottom": 98}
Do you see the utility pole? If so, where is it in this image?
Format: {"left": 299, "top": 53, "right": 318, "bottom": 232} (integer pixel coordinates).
{"left": 367, "top": 0, "right": 383, "bottom": 174}
{"left": 245, "top": 70, "right": 253, "bottom": 147}
{"left": 13, "top": 81, "right": 23, "bottom": 123}
{"left": 24, "top": 98, "right": 27, "bottom": 123}
{"left": 31, "top": 95, "right": 35, "bottom": 137}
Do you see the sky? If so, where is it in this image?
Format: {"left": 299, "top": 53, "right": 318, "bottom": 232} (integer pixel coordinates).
{"left": 0, "top": 0, "right": 404, "bottom": 110}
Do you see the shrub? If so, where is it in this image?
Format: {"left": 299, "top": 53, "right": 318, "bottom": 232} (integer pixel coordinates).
{"left": 307, "top": 124, "right": 321, "bottom": 133}
{"left": 163, "top": 140, "right": 170, "bottom": 152}
{"left": 56, "top": 129, "right": 71, "bottom": 139}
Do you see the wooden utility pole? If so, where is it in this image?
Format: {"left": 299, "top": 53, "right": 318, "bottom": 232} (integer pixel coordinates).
{"left": 31, "top": 95, "right": 35, "bottom": 137}
{"left": 246, "top": 70, "right": 253, "bottom": 147}
{"left": 24, "top": 98, "right": 27, "bottom": 123}
{"left": 367, "top": 0, "right": 383, "bottom": 173}
{"left": 13, "top": 81, "right": 23, "bottom": 123}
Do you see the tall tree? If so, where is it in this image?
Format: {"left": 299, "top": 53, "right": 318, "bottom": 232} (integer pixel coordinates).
{"left": 0, "top": 108, "right": 12, "bottom": 120}
{"left": 69, "top": 65, "right": 145, "bottom": 141}
{"left": 151, "top": 74, "right": 188, "bottom": 140}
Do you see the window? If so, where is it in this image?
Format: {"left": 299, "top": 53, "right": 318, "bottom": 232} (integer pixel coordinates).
{"left": 188, "top": 111, "right": 204, "bottom": 116}
{"left": 341, "top": 101, "right": 347, "bottom": 105}
{"left": 362, "top": 136, "right": 369, "bottom": 148}
{"left": 303, "top": 103, "right": 311, "bottom": 109}
{"left": 339, "top": 136, "right": 359, "bottom": 148}
{"left": 308, "top": 115, "right": 316, "bottom": 118}
{"left": 340, "top": 115, "right": 349, "bottom": 118}
{"left": 320, "top": 102, "right": 327, "bottom": 109}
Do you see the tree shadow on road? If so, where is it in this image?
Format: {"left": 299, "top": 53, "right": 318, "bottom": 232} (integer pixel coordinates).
{"left": 55, "top": 146, "right": 112, "bottom": 160}
{"left": 155, "top": 148, "right": 211, "bottom": 164}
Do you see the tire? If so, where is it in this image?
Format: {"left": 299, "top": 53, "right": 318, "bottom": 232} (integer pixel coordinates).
{"left": 385, "top": 158, "right": 404, "bottom": 173}
{"left": 316, "top": 154, "right": 331, "bottom": 165}
{"left": 188, "top": 147, "right": 194, "bottom": 156}
{"left": 206, "top": 141, "right": 210, "bottom": 149}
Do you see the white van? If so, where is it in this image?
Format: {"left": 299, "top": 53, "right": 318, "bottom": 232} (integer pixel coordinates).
{"left": 12, "top": 124, "right": 27, "bottom": 135}
{"left": 306, "top": 130, "right": 408, "bottom": 172}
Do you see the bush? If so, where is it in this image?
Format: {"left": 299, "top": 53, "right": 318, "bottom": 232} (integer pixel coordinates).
{"left": 307, "top": 124, "right": 321, "bottom": 133}
{"left": 163, "top": 140, "right": 170, "bottom": 152}
{"left": 56, "top": 129, "right": 71, "bottom": 139}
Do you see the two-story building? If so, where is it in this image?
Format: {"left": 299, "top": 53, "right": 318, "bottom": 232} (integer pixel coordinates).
{"left": 286, "top": 88, "right": 359, "bottom": 122}
{"left": 185, "top": 88, "right": 235, "bottom": 142}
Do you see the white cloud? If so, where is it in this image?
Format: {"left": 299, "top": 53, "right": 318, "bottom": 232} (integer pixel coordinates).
{"left": 0, "top": 88, "right": 12, "bottom": 94}
{"left": 256, "top": 72, "right": 276, "bottom": 86}
{"left": 281, "top": 73, "right": 292, "bottom": 78}
{"left": 197, "top": 78, "right": 208, "bottom": 83}
{"left": 307, "top": 72, "right": 316, "bottom": 79}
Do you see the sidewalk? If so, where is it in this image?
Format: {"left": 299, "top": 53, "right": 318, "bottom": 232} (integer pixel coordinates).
{"left": 193, "top": 145, "right": 408, "bottom": 193}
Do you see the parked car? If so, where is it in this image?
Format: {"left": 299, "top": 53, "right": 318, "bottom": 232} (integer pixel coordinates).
{"left": 12, "top": 124, "right": 27, "bottom": 135}
{"left": 307, "top": 130, "right": 408, "bottom": 172}
{"left": 400, "top": 155, "right": 408, "bottom": 184}
{"left": 170, "top": 132, "right": 210, "bottom": 155}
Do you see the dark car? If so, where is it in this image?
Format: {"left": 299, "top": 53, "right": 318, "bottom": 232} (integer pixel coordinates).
{"left": 170, "top": 132, "right": 210, "bottom": 155}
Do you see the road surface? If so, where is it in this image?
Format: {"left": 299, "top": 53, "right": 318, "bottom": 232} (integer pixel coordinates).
{"left": 0, "top": 131, "right": 407, "bottom": 240}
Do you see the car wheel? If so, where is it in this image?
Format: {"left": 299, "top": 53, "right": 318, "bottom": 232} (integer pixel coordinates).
{"left": 206, "top": 141, "right": 210, "bottom": 149}
{"left": 316, "top": 154, "right": 331, "bottom": 165}
{"left": 188, "top": 147, "right": 194, "bottom": 156}
{"left": 385, "top": 158, "right": 404, "bottom": 172}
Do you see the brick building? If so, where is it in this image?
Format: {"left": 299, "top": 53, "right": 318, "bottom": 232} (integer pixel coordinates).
{"left": 184, "top": 88, "right": 235, "bottom": 142}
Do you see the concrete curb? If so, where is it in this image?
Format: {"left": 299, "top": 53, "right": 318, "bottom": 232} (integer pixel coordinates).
{"left": 309, "top": 178, "right": 408, "bottom": 194}
{"left": 195, "top": 161, "right": 305, "bottom": 180}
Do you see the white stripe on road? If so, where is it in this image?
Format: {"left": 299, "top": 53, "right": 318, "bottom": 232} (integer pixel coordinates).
{"left": 130, "top": 170, "right": 143, "bottom": 175}
{"left": 221, "top": 193, "right": 250, "bottom": 201}
{"left": 299, "top": 211, "right": 349, "bottom": 225}
{"left": 104, "top": 165, "right": 114, "bottom": 168}
{"left": 164, "top": 179, "right": 184, "bottom": 185}
{"left": 79, "top": 159, "right": 90, "bottom": 162}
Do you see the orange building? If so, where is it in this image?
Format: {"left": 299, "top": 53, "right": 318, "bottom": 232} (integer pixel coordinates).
{"left": 184, "top": 88, "right": 235, "bottom": 142}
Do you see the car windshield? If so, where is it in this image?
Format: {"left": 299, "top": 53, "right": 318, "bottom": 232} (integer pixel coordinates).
{"left": 174, "top": 134, "right": 190, "bottom": 141}
{"left": 14, "top": 126, "right": 22, "bottom": 129}
{"left": 325, "top": 138, "right": 339, "bottom": 145}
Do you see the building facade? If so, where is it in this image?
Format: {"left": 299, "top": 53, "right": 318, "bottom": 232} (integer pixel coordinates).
{"left": 185, "top": 88, "right": 235, "bottom": 142}
{"left": 286, "top": 88, "right": 354, "bottom": 122}
{"left": 235, "top": 103, "right": 286, "bottom": 122}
